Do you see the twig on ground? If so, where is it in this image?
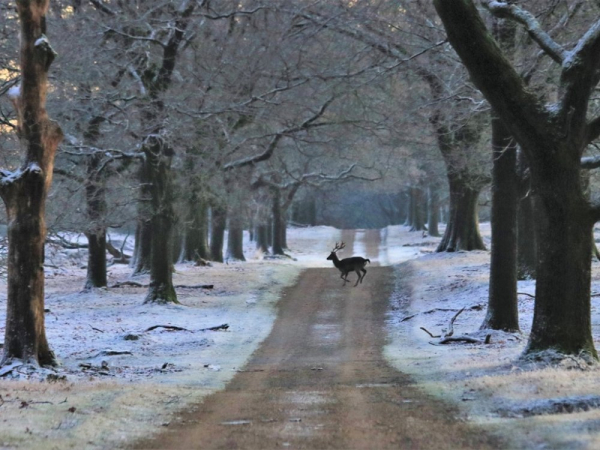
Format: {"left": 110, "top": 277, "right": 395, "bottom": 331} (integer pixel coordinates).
{"left": 420, "top": 307, "right": 489, "bottom": 345}
{"left": 199, "top": 323, "right": 229, "bottom": 331}
{"left": 173, "top": 284, "right": 214, "bottom": 289}
{"left": 111, "top": 281, "right": 146, "bottom": 288}
{"left": 90, "top": 325, "right": 104, "bottom": 333}
{"left": 420, "top": 327, "right": 441, "bottom": 338}
{"left": 517, "top": 292, "right": 535, "bottom": 298}
{"left": 145, "top": 325, "right": 189, "bottom": 332}
{"left": 438, "top": 336, "right": 483, "bottom": 344}
{"left": 445, "top": 307, "right": 465, "bottom": 337}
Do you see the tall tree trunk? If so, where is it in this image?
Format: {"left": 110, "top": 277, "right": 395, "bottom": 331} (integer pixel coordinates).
{"left": 210, "top": 205, "right": 226, "bottom": 263}
{"left": 409, "top": 186, "right": 427, "bottom": 232}
{"left": 2, "top": 0, "right": 62, "bottom": 366}
{"left": 481, "top": 113, "right": 519, "bottom": 331}
{"left": 526, "top": 169, "right": 595, "bottom": 356}
{"left": 143, "top": 139, "right": 178, "bottom": 304}
{"left": 271, "top": 188, "right": 285, "bottom": 255}
{"left": 437, "top": 175, "right": 485, "bottom": 252}
{"left": 280, "top": 210, "right": 288, "bottom": 250}
{"left": 427, "top": 183, "right": 440, "bottom": 237}
{"left": 405, "top": 187, "right": 414, "bottom": 227}
{"left": 132, "top": 160, "right": 152, "bottom": 275}
{"left": 172, "top": 223, "right": 183, "bottom": 264}
{"left": 255, "top": 223, "right": 270, "bottom": 254}
{"left": 517, "top": 151, "right": 537, "bottom": 279}
{"left": 84, "top": 152, "right": 107, "bottom": 290}
{"left": 182, "top": 199, "right": 209, "bottom": 261}
{"left": 226, "top": 211, "right": 246, "bottom": 261}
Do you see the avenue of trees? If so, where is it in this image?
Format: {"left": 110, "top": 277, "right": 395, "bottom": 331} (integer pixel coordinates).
{"left": 2, "top": 0, "right": 600, "bottom": 366}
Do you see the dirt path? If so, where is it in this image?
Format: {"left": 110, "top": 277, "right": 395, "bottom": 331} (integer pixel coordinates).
{"left": 133, "top": 232, "right": 503, "bottom": 450}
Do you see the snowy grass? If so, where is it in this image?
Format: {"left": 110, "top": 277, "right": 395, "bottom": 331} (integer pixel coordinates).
{"left": 385, "top": 222, "right": 600, "bottom": 449}
{"left": 0, "top": 226, "right": 341, "bottom": 450}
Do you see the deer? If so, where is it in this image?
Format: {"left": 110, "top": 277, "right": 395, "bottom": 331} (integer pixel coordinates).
{"left": 327, "top": 242, "right": 370, "bottom": 287}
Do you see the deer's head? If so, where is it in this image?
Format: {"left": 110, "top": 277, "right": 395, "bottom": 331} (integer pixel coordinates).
{"left": 327, "top": 242, "right": 346, "bottom": 260}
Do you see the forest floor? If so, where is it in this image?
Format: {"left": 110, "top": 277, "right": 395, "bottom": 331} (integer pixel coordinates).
{"left": 1, "top": 225, "right": 600, "bottom": 448}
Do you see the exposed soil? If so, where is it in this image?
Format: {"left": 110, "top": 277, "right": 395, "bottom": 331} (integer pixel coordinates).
{"left": 133, "top": 233, "right": 504, "bottom": 450}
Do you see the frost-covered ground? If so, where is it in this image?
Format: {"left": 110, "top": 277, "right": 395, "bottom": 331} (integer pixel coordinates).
{"left": 385, "top": 223, "right": 600, "bottom": 450}
{"left": 5, "top": 223, "right": 600, "bottom": 449}
{"left": 0, "top": 226, "right": 349, "bottom": 450}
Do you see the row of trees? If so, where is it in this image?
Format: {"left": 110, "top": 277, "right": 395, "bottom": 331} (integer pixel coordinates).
{"left": 3, "top": 0, "right": 600, "bottom": 366}
{"left": 0, "top": 0, "right": 437, "bottom": 366}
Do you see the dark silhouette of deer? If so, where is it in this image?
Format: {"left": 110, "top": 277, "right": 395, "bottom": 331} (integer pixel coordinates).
{"left": 327, "top": 242, "right": 370, "bottom": 287}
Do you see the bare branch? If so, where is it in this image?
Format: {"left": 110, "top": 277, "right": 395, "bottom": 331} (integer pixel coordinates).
{"left": 223, "top": 96, "right": 337, "bottom": 170}
{"left": 89, "top": 0, "right": 116, "bottom": 16}
{"left": 581, "top": 155, "right": 600, "bottom": 170}
{"left": 481, "top": 0, "right": 566, "bottom": 64}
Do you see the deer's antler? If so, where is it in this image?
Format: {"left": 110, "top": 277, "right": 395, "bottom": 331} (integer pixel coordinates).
{"left": 332, "top": 242, "right": 346, "bottom": 252}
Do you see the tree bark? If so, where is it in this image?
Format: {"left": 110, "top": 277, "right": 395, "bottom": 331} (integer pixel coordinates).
{"left": 210, "top": 205, "right": 226, "bottom": 263}
{"left": 182, "top": 199, "right": 209, "bottom": 261}
{"left": 255, "top": 223, "right": 270, "bottom": 253}
{"left": 271, "top": 187, "right": 285, "bottom": 255}
{"left": 517, "top": 152, "right": 537, "bottom": 279}
{"left": 143, "top": 138, "right": 178, "bottom": 305}
{"left": 481, "top": 113, "right": 519, "bottom": 331}
{"left": 226, "top": 211, "right": 246, "bottom": 261}
{"left": 132, "top": 159, "right": 152, "bottom": 275}
{"left": 427, "top": 183, "right": 440, "bottom": 237}
{"left": 1, "top": 0, "right": 62, "bottom": 367}
{"left": 84, "top": 150, "right": 107, "bottom": 290}
{"left": 436, "top": 175, "right": 485, "bottom": 252}
{"left": 526, "top": 170, "right": 595, "bottom": 355}
{"left": 409, "top": 186, "right": 427, "bottom": 232}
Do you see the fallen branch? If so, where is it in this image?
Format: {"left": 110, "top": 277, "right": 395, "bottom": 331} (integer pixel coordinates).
{"left": 517, "top": 292, "right": 535, "bottom": 298}
{"left": 106, "top": 240, "right": 131, "bottom": 264}
{"left": 402, "top": 304, "right": 484, "bottom": 322}
{"left": 438, "top": 335, "right": 485, "bottom": 345}
{"left": 445, "top": 307, "right": 465, "bottom": 337}
{"left": 110, "top": 281, "right": 146, "bottom": 288}
{"left": 199, "top": 323, "right": 229, "bottom": 331}
{"left": 89, "top": 350, "right": 133, "bottom": 358}
{"left": 173, "top": 284, "right": 214, "bottom": 289}
{"left": 111, "top": 281, "right": 214, "bottom": 289}
{"left": 145, "top": 325, "right": 189, "bottom": 332}
{"left": 420, "top": 327, "right": 441, "bottom": 338}
{"left": 420, "top": 307, "right": 489, "bottom": 345}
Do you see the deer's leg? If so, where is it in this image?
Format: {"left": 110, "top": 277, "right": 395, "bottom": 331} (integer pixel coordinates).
{"left": 360, "top": 268, "right": 367, "bottom": 283}
{"left": 340, "top": 271, "right": 349, "bottom": 286}
{"left": 353, "top": 269, "right": 361, "bottom": 287}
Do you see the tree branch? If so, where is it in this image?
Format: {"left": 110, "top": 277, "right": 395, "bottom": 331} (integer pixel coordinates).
{"left": 481, "top": 1, "right": 567, "bottom": 64}
{"left": 223, "top": 96, "right": 337, "bottom": 170}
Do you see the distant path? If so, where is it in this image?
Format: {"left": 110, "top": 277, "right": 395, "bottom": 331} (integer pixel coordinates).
{"left": 133, "top": 230, "right": 503, "bottom": 450}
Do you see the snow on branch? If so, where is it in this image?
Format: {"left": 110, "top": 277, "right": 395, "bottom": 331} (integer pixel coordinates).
{"left": 481, "top": 1, "right": 566, "bottom": 64}
{"left": 581, "top": 155, "right": 600, "bottom": 170}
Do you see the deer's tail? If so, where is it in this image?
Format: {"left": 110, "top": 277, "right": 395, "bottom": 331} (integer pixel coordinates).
{"left": 366, "top": 259, "right": 371, "bottom": 264}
